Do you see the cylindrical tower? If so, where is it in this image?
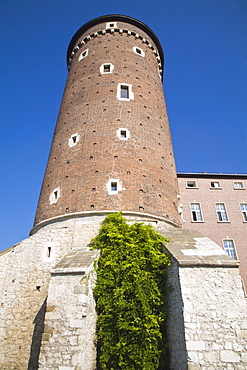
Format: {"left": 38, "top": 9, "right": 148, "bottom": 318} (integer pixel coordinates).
{"left": 34, "top": 15, "right": 181, "bottom": 228}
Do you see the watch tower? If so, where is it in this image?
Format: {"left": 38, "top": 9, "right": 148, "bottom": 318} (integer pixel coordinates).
{"left": 34, "top": 15, "right": 181, "bottom": 228}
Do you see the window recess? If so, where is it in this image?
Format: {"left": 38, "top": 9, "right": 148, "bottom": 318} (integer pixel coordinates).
{"left": 100, "top": 63, "right": 114, "bottom": 74}
{"left": 190, "top": 203, "right": 203, "bottom": 222}
{"left": 78, "top": 49, "right": 88, "bottom": 61}
{"left": 234, "top": 181, "right": 245, "bottom": 189}
{"left": 117, "top": 83, "right": 134, "bottom": 101}
{"left": 223, "top": 240, "right": 237, "bottom": 259}
{"left": 240, "top": 204, "right": 247, "bottom": 222}
{"left": 133, "top": 46, "right": 145, "bottom": 57}
{"left": 215, "top": 203, "right": 229, "bottom": 222}
{"left": 186, "top": 181, "right": 197, "bottom": 188}
{"left": 210, "top": 181, "right": 221, "bottom": 189}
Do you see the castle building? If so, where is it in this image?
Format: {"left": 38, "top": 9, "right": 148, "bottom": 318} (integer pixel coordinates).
{"left": 0, "top": 15, "right": 246, "bottom": 370}
{"left": 177, "top": 173, "right": 247, "bottom": 291}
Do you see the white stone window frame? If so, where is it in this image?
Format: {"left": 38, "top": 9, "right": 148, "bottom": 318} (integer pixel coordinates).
{"left": 117, "top": 83, "right": 134, "bottom": 101}
{"left": 106, "top": 178, "right": 122, "bottom": 195}
{"left": 100, "top": 63, "right": 114, "bottom": 74}
{"left": 133, "top": 46, "right": 145, "bottom": 58}
{"left": 117, "top": 128, "right": 130, "bottom": 141}
{"left": 215, "top": 202, "right": 229, "bottom": 222}
{"left": 49, "top": 187, "right": 61, "bottom": 204}
{"left": 186, "top": 180, "right": 198, "bottom": 189}
{"left": 222, "top": 239, "right": 237, "bottom": 260}
{"left": 233, "top": 181, "right": 245, "bottom": 189}
{"left": 190, "top": 202, "right": 204, "bottom": 222}
{"left": 68, "top": 133, "right": 80, "bottom": 147}
{"left": 78, "top": 49, "right": 89, "bottom": 61}
{"left": 240, "top": 203, "right": 247, "bottom": 222}
{"left": 106, "top": 22, "right": 117, "bottom": 29}
{"left": 210, "top": 181, "right": 221, "bottom": 189}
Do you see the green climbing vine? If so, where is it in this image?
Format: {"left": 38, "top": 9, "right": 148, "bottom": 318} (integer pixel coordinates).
{"left": 91, "top": 213, "right": 171, "bottom": 370}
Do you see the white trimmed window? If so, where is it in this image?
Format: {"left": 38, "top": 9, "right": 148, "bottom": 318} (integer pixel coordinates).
{"left": 190, "top": 203, "right": 203, "bottom": 222}
{"left": 186, "top": 181, "right": 197, "bottom": 188}
{"left": 106, "top": 179, "right": 122, "bottom": 195}
{"left": 234, "top": 181, "right": 245, "bottom": 189}
{"left": 78, "top": 49, "right": 88, "bottom": 61}
{"left": 106, "top": 22, "right": 117, "bottom": 29}
{"left": 133, "top": 46, "right": 145, "bottom": 57}
{"left": 240, "top": 204, "right": 247, "bottom": 222}
{"left": 215, "top": 203, "right": 229, "bottom": 222}
{"left": 117, "top": 128, "right": 130, "bottom": 140}
{"left": 100, "top": 63, "right": 114, "bottom": 74}
{"left": 223, "top": 240, "right": 237, "bottom": 259}
{"left": 210, "top": 181, "right": 221, "bottom": 189}
{"left": 68, "top": 133, "right": 80, "bottom": 147}
{"left": 117, "top": 83, "right": 134, "bottom": 101}
{"left": 49, "top": 187, "right": 61, "bottom": 204}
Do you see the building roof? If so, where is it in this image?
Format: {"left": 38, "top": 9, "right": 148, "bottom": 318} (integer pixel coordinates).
{"left": 177, "top": 172, "right": 247, "bottom": 180}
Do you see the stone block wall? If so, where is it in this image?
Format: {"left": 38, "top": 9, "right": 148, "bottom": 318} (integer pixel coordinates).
{"left": 165, "top": 245, "right": 247, "bottom": 370}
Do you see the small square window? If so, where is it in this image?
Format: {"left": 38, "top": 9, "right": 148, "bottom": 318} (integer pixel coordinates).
{"left": 111, "top": 182, "right": 117, "bottom": 191}
{"left": 210, "top": 181, "right": 221, "bottom": 188}
{"left": 234, "top": 181, "right": 245, "bottom": 189}
{"left": 223, "top": 240, "right": 237, "bottom": 259}
{"left": 120, "top": 130, "right": 127, "bottom": 138}
{"left": 106, "top": 22, "right": 117, "bottom": 29}
{"left": 104, "top": 64, "right": 111, "bottom": 72}
{"left": 186, "top": 181, "right": 197, "bottom": 188}
{"left": 121, "top": 85, "right": 129, "bottom": 99}
{"left": 100, "top": 63, "right": 114, "bottom": 74}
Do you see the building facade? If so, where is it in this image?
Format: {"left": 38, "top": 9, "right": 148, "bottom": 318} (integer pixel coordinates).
{"left": 0, "top": 15, "right": 246, "bottom": 370}
{"left": 178, "top": 173, "right": 247, "bottom": 290}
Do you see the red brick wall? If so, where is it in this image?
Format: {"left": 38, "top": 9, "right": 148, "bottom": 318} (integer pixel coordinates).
{"left": 34, "top": 17, "right": 181, "bottom": 227}
{"left": 178, "top": 175, "right": 247, "bottom": 289}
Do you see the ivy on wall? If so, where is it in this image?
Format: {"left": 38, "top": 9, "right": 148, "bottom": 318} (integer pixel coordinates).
{"left": 91, "top": 213, "right": 171, "bottom": 370}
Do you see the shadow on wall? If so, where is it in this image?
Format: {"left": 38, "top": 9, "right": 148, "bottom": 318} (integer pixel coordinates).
{"left": 28, "top": 298, "right": 47, "bottom": 370}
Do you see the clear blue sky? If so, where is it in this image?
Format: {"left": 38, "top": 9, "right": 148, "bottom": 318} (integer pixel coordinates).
{"left": 1, "top": 0, "right": 246, "bottom": 251}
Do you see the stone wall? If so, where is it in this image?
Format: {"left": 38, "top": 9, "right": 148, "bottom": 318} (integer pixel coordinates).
{"left": 0, "top": 215, "right": 103, "bottom": 369}
{"left": 164, "top": 229, "right": 247, "bottom": 370}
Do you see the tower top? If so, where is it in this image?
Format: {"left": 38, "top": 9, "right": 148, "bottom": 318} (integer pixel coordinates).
{"left": 67, "top": 14, "right": 164, "bottom": 75}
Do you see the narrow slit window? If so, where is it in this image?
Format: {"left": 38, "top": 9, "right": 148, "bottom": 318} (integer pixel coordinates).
{"left": 72, "top": 136, "right": 77, "bottom": 143}
{"left": 54, "top": 191, "right": 58, "bottom": 200}
{"left": 47, "top": 247, "right": 51, "bottom": 258}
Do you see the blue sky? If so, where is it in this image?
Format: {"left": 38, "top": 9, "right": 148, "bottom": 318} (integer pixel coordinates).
{"left": 1, "top": 0, "right": 246, "bottom": 251}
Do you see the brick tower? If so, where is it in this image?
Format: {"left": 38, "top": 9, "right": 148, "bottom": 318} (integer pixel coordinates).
{"left": 34, "top": 14, "right": 181, "bottom": 229}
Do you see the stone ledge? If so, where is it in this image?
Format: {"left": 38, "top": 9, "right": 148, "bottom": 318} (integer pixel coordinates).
{"left": 158, "top": 227, "right": 239, "bottom": 267}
